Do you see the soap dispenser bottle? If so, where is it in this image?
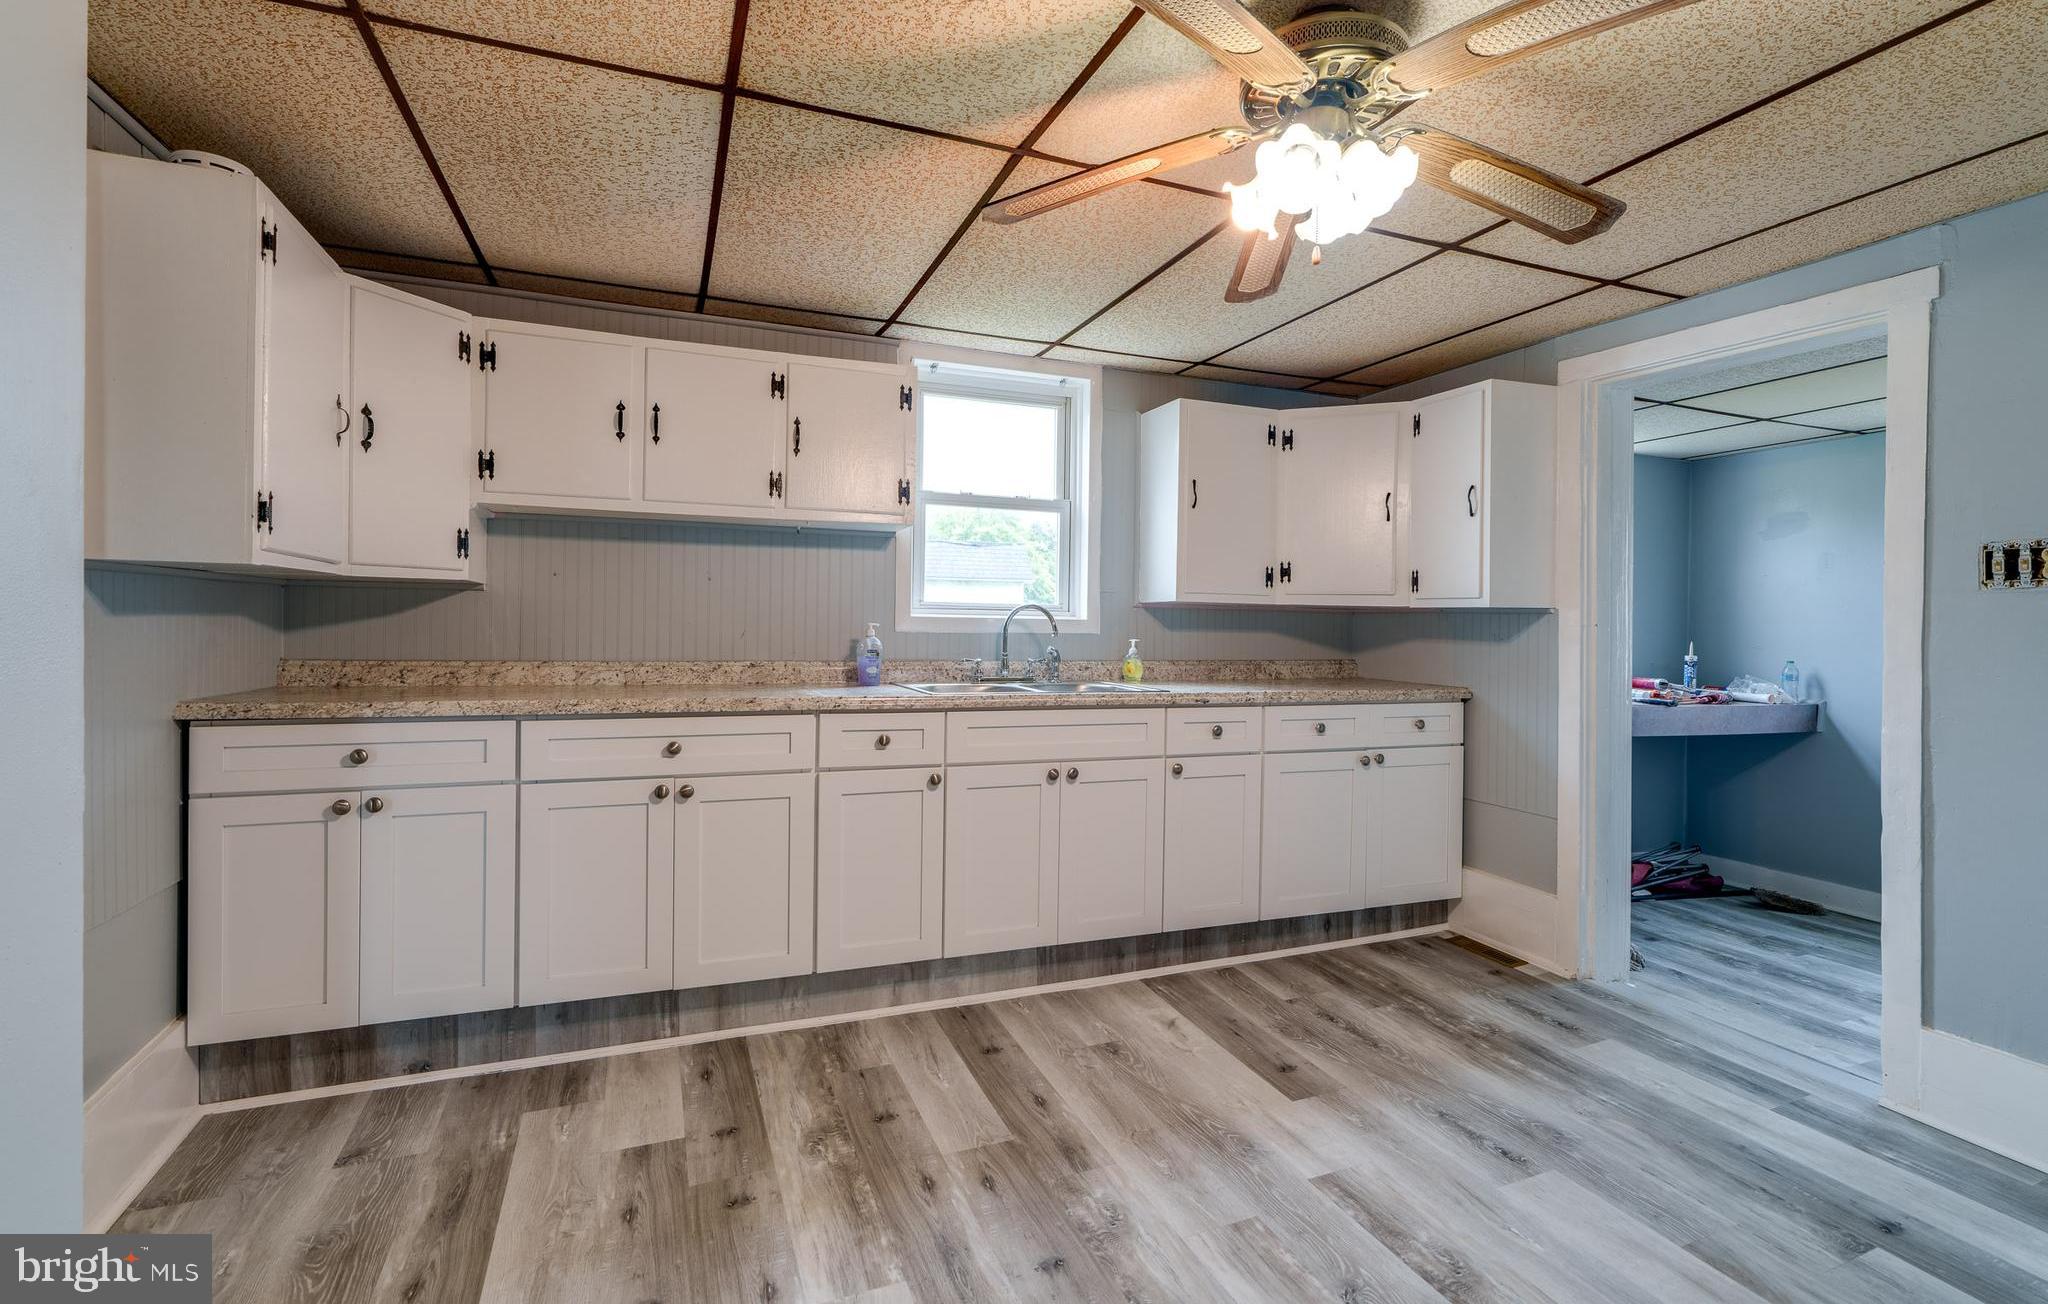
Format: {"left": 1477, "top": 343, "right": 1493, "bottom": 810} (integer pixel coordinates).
{"left": 1122, "top": 638, "right": 1144, "bottom": 683}
{"left": 857, "top": 623, "right": 884, "bottom": 687}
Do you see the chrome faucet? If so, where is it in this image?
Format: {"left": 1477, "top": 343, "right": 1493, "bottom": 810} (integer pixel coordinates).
{"left": 995, "top": 603, "right": 1060, "bottom": 681}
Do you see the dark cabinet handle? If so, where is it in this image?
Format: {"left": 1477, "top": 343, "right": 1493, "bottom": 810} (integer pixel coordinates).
{"left": 615, "top": 401, "right": 626, "bottom": 441}
{"left": 1172, "top": 763, "right": 1184, "bottom": 776}
{"left": 792, "top": 417, "right": 801, "bottom": 456}
{"left": 359, "top": 404, "right": 374, "bottom": 452}
{"left": 1468, "top": 484, "right": 1477, "bottom": 517}
{"left": 334, "top": 395, "right": 349, "bottom": 446}
{"left": 1190, "top": 478, "right": 1198, "bottom": 508}
{"left": 1211, "top": 724, "right": 1223, "bottom": 738}
{"left": 1385, "top": 491, "right": 1391, "bottom": 522}
{"left": 651, "top": 403, "right": 661, "bottom": 443}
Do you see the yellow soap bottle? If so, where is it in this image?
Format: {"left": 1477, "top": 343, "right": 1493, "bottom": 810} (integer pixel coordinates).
{"left": 1121, "top": 638, "right": 1144, "bottom": 683}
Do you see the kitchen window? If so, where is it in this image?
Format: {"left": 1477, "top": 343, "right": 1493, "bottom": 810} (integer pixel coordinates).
{"left": 898, "top": 359, "right": 1099, "bottom": 632}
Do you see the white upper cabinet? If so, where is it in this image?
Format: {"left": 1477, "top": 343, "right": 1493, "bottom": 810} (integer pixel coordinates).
{"left": 1138, "top": 399, "right": 1279, "bottom": 603}
{"left": 1404, "top": 379, "right": 1554, "bottom": 608}
{"left": 782, "top": 357, "right": 912, "bottom": 519}
{"left": 478, "top": 323, "right": 637, "bottom": 504}
{"left": 643, "top": 342, "right": 787, "bottom": 513}
{"left": 258, "top": 199, "right": 349, "bottom": 568}
{"left": 346, "top": 280, "right": 475, "bottom": 576}
{"left": 1277, "top": 404, "right": 1400, "bottom": 603}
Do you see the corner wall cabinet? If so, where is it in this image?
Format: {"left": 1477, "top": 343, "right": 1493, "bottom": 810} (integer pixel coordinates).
{"left": 184, "top": 700, "right": 1462, "bottom": 1046}
{"left": 1138, "top": 379, "right": 1553, "bottom": 609}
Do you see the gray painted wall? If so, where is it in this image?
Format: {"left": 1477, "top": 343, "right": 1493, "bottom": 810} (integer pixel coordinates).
{"left": 1374, "top": 188, "right": 2048, "bottom": 1066}
{"left": 6, "top": 7, "right": 87, "bottom": 1227}
{"left": 1632, "top": 455, "right": 1693, "bottom": 850}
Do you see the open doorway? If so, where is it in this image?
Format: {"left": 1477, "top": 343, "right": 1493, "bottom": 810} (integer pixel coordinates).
{"left": 1625, "top": 341, "right": 1888, "bottom": 1076}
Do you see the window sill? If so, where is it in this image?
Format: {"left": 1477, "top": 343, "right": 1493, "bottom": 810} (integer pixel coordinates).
{"left": 896, "top": 611, "right": 1100, "bottom": 636}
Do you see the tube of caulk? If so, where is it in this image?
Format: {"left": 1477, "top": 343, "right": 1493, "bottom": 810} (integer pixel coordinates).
{"left": 1682, "top": 642, "right": 1699, "bottom": 692}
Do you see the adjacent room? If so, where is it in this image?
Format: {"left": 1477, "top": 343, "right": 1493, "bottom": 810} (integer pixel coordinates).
{"left": 7, "top": 1, "right": 2048, "bottom": 1300}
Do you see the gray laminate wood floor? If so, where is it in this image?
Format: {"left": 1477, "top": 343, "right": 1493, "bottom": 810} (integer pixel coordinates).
{"left": 119, "top": 899, "right": 2048, "bottom": 1302}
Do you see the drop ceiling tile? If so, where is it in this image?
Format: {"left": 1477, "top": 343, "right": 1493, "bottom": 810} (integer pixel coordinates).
{"left": 712, "top": 300, "right": 890, "bottom": 334}
{"left": 1066, "top": 227, "right": 1430, "bottom": 363}
{"left": 1467, "top": 1, "right": 2048, "bottom": 280}
{"left": 741, "top": 0, "right": 1127, "bottom": 146}
{"left": 1672, "top": 356, "right": 1887, "bottom": 419}
{"left": 1640, "top": 421, "right": 1875, "bottom": 461}
{"left": 1635, "top": 337, "right": 1886, "bottom": 400}
{"left": 1306, "top": 381, "right": 1382, "bottom": 398}
{"left": 332, "top": 249, "right": 491, "bottom": 284}
{"left": 1215, "top": 252, "right": 1587, "bottom": 378}
{"left": 1636, "top": 132, "right": 2048, "bottom": 297}
{"left": 496, "top": 271, "right": 702, "bottom": 314}
{"left": 709, "top": 100, "right": 1008, "bottom": 319}
{"left": 888, "top": 325, "right": 1049, "bottom": 357}
{"left": 1182, "top": 365, "right": 1314, "bottom": 389}
{"left": 367, "top": 0, "right": 731, "bottom": 83}
{"left": 1632, "top": 403, "right": 1754, "bottom": 442}
{"left": 1369, "top": 0, "right": 1960, "bottom": 244}
{"left": 1042, "top": 346, "right": 1190, "bottom": 374}
{"left": 904, "top": 159, "right": 1226, "bottom": 341}
{"left": 1347, "top": 285, "right": 1666, "bottom": 387}
{"left": 87, "top": 0, "right": 471, "bottom": 261}
{"left": 1788, "top": 398, "right": 1887, "bottom": 432}
{"left": 380, "top": 27, "right": 722, "bottom": 291}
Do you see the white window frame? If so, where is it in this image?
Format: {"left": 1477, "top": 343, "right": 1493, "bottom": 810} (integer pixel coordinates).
{"left": 895, "top": 352, "right": 1101, "bottom": 633}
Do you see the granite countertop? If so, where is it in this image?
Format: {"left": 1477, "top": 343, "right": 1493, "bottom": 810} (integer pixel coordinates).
{"left": 175, "top": 659, "right": 1472, "bottom": 722}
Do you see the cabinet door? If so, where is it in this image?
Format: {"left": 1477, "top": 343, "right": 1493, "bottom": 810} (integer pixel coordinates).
{"left": 783, "top": 359, "right": 907, "bottom": 516}
{"left": 359, "top": 784, "right": 515, "bottom": 1024}
{"left": 481, "top": 326, "right": 636, "bottom": 502}
{"left": 1364, "top": 745, "right": 1465, "bottom": 906}
{"left": 644, "top": 344, "right": 786, "bottom": 511}
{"left": 1280, "top": 405, "right": 1399, "bottom": 600}
{"left": 258, "top": 200, "right": 348, "bottom": 567}
{"left": 518, "top": 779, "right": 675, "bottom": 1004}
{"left": 944, "top": 762, "right": 1060, "bottom": 957}
{"left": 347, "top": 284, "right": 473, "bottom": 572}
{"left": 1180, "top": 404, "right": 1276, "bottom": 598}
{"left": 1163, "top": 754, "right": 1262, "bottom": 930}
{"left": 1058, "top": 758, "right": 1165, "bottom": 944}
{"left": 188, "top": 791, "right": 360, "bottom": 1044}
{"left": 1260, "top": 751, "right": 1366, "bottom": 919}
{"left": 816, "top": 767, "right": 943, "bottom": 972}
{"left": 674, "top": 772, "right": 816, "bottom": 987}
{"left": 1410, "top": 387, "right": 1485, "bottom": 600}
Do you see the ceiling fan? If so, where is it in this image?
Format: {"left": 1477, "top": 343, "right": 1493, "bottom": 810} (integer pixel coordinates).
{"left": 983, "top": 0, "right": 1698, "bottom": 301}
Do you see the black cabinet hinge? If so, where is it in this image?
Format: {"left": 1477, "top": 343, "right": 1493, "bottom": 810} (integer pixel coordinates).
{"left": 768, "top": 471, "right": 783, "bottom": 499}
{"left": 456, "top": 527, "right": 470, "bottom": 559}
{"left": 478, "top": 341, "right": 496, "bottom": 371}
{"left": 1281, "top": 428, "right": 1294, "bottom": 451}
{"left": 1412, "top": 413, "right": 1421, "bottom": 437}
{"left": 255, "top": 492, "right": 273, "bottom": 532}
{"left": 897, "top": 478, "right": 911, "bottom": 504}
{"left": 770, "top": 371, "right": 785, "bottom": 399}
{"left": 259, "top": 220, "right": 276, "bottom": 262}
{"left": 1279, "top": 561, "right": 1292, "bottom": 583}
{"left": 1264, "top": 566, "right": 1275, "bottom": 589}
{"left": 1267, "top": 423, "right": 1277, "bottom": 446}
{"left": 458, "top": 331, "right": 471, "bottom": 363}
{"left": 899, "top": 385, "right": 913, "bottom": 412}
{"left": 477, "top": 449, "right": 495, "bottom": 481}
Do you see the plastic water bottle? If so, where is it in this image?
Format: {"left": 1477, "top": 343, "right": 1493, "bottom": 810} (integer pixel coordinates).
{"left": 857, "top": 623, "right": 884, "bottom": 687}
{"left": 1780, "top": 659, "right": 1800, "bottom": 703}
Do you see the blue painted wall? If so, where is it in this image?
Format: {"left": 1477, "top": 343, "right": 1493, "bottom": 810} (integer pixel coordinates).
{"left": 1631, "top": 455, "right": 1692, "bottom": 851}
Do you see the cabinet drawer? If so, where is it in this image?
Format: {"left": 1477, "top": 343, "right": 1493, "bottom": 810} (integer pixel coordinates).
{"left": 1263, "top": 701, "right": 1464, "bottom": 751}
{"left": 189, "top": 721, "right": 516, "bottom": 795}
{"left": 817, "top": 712, "right": 944, "bottom": 769}
{"left": 946, "top": 708, "right": 1165, "bottom": 765}
{"left": 521, "top": 715, "right": 816, "bottom": 781}
{"left": 1166, "top": 706, "right": 1262, "bottom": 755}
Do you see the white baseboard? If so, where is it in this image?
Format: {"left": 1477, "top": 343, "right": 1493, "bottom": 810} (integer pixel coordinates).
{"left": 1702, "top": 854, "right": 1881, "bottom": 921}
{"left": 1450, "top": 867, "right": 1567, "bottom": 975}
{"left": 1887, "top": 1028, "right": 2048, "bottom": 1175}
{"left": 84, "top": 1019, "right": 200, "bottom": 1233}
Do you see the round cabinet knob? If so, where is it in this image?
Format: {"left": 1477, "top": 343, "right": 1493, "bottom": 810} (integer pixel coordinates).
{"left": 331, "top": 798, "right": 353, "bottom": 816}
{"left": 663, "top": 740, "right": 682, "bottom": 757}
{"left": 1360, "top": 754, "right": 1372, "bottom": 767}
{"left": 364, "top": 796, "right": 386, "bottom": 813}
{"left": 677, "top": 784, "right": 695, "bottom": 801}
{"left": 1373, "top": 754, "right": 1385, "bottom": 765}
{"left": 1066, "top": 767, "right": 1080, "bottom": 782}
{"left": 1413, "top": 718, "right": 1427, "bottom": 731}
{"left": 876, "top": 734, "right": 892, "bottom": 749}
{"left": 1210, "top": 724, "right": 1224, "bottom": 739}
{"left": 348, "top": 748, "right": 370, "bottom": 765}
{"left": 1171, "top": 762, "right": 1184, "bottom": 777}
{"left": 652, "top": 784, "right": 671, "bottom": 801}
{"left": 1047, "top": 768, "right": 1060, "bottom": 784}
{"left": 1314, "top": 722, "right": 1327, "bottom": 735}
{"left": 928, "top": 772, "right": 942, "bottom": 788}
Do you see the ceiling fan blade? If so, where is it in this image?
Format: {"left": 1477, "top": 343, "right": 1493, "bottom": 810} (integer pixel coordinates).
{"left": 1135, "top": 0, "right": 1315, "bottom": 91}
{"left": 1380, "top": 0, "right": 1700, "bottom": 96}
{"left": 1398, "top": 127, "right": 1624, "bottom": 243}
{"left": 981, "top": 128, "right": 1261, "bottom": 225}
{"left": 1225, "top": 213, "right": 1296, "bottom": 303}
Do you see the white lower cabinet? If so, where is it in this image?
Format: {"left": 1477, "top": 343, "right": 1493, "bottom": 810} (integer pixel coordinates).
{"left": 944, "top": 762, "right": 1061, "bottom": 957}
{"left": 359, "top": 784, "right": 516, "bottom": 1024}
{"left": 518, "top": 778, "right": 675, "bottom": 1004}
{"left": 1260, "top": 751, "right": 1368, "bottom": 919}
{"left": 1163, "top": 754, "right": 1263, "bottom": 930}
{"left": 674, "top": 772, "right": 816, "bottom": 987}
{"left": 816, "top": 767, "right": 944, "bottom": 972}
{"left": 1364, "top": 745, "right": 1464, "bottom": 905}
{"left": 189, "top": 791, "right": 361, "bottom": 1044}
{"left": 1057, "top": 758, "right": 1166, "bottom": 944}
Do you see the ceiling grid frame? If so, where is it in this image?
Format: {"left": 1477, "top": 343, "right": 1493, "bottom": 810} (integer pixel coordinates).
{"left": 693, "top": 0, "right": 753, "bottom": 312}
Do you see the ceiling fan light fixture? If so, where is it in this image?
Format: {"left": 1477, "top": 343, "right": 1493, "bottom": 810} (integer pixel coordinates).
{"left": 1254, "top": 122, "right": 1340, "bottom": 216}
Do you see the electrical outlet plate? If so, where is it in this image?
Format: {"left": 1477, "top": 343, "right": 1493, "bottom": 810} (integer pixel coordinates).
{"left": 1979, "top": 539, "right": 2048, "bottom": 589}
